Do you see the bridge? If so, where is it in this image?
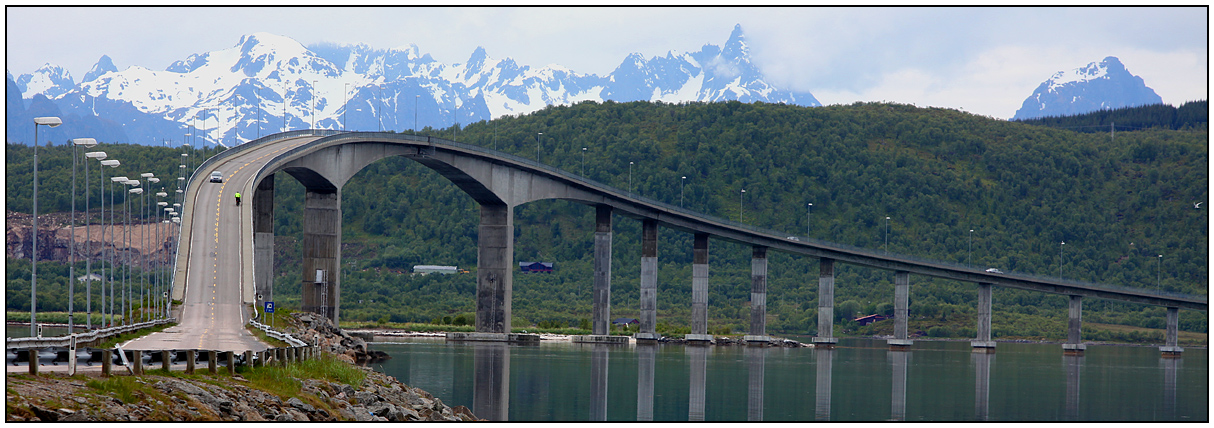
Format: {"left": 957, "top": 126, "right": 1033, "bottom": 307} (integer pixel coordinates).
{"left": 130, "top": 130, "right": 1203, "bottom": 355}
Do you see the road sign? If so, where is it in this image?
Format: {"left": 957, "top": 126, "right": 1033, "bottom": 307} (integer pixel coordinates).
{"left": 265, "top": 301, "right": 275, "bottom": 313}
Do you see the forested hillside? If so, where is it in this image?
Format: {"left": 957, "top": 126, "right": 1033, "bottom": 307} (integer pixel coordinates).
{"left": 1016, "top": 100, "right": 1207, "bottom": 133}
{"left": 7, "top": 100, "right": 1208, "bottom": 340}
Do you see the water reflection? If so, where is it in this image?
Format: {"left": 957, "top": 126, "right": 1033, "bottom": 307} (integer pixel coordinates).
{"left": 971, "top": 351, "right": 993, "bottom": 421}
{"left": 889, "top": 350, "right": 909, "bottom": 421}
{"left": 1161, "top": 357, "right": 1180, "bottom": 420}
{"left": 473, "top": 343, "right": 510, "bottom": 421}
{"left": 815, "top": 348, "right": 833, "bottom": 421}
{"left": 589, "top": 344, "right": 609, "bottom": 421}
{"left": 687, "top": 344, "right": 709, "bottom": 421}
{"left": 1063, "top": 354, "right": 1083, "bottom": 420}
{"left": 746, "top": 346, "right": 765, "bottom": 421}
{"left": 636, "top": 344, "right": 656, "bottom": 421}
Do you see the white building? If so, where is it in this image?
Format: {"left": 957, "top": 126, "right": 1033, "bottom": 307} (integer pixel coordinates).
{"left": 413, "top": 265, "right": 459, "bottom": 275}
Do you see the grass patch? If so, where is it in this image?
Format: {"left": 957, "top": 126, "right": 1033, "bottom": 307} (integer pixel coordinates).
{"left": 85, "top": 376, "right": 142, "bottom": 404}
{"left": 241, "top": 352, "right": 366, "bottom": 398}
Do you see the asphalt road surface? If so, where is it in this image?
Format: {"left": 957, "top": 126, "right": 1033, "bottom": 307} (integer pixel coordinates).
{"left": 125, "top": 136, "right": 318, "bottom": 352}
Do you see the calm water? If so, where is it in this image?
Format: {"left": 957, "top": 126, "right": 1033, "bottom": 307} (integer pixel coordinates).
{"left": 368, "top": 337, "right": 1207, "bottom": 421}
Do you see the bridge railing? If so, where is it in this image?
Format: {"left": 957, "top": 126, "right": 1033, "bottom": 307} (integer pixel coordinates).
{"left": 5, "top": 318, "right": 175, "bottom": 351}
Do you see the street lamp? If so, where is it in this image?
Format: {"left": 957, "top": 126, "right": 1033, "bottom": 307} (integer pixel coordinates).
{"left": 84, "top": 150, "right": 107, "bottom": 329}
{"left": 343, "top": 83, "right": 349, "bottom": 131}
{"left": 30, "top": 116, "right": 62, "bottom": 335}
{"left": 740, "top": 188, "right": 746, "bottom": 222}
{"left": 681, "top": 176, "right": 687, "bottom": 208}
{"left": 68, "top": 138, "right": 97, "bottom": 333}
{"left": 140, "top": 173, "right": 155, "bottom": 321}
{"left": 414, "top": 95, "right": 419, "bottom": 133}
{"left": 129, "top": 186, "right": 144, "bottom": 321}
{"left": 628, "top": 162, "right": 634, "bottom": 194}
{"left": 968, "top": 229, "right": 974, "bottom": 265}
{"left": 1157, "top": 254, "right": 1163, "bottom": 288}
{"left": 311, "top": 80, "right": 318, "bottom": 130}
{"left": 884, "top": 216, "right": 891, "bottom": 253}
{"left": 582, "top": 147, "right": 587, "bottom": 176}
{"left": 536, "top": 132, "right": 543, "bottom": 162}
{"left": 807, "top": 203, "right": 813, "bottom": 237}
{"left": 108, "top": 173, "right": 126, "bottom": 326}
{"left": 1060, "top": 241, "right": 1065, "bottom": 278}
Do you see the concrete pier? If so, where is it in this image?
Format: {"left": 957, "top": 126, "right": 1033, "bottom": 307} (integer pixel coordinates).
{"left": 814, "top": 259, "right": 838, "bottom": 348}
{"left": 637, "top": 219, "right": 660, "bottom": 341}
{"left": 971, "top": 282, "right": 995, "bottom": 352}
{"left": 1064, "top": 354, "right": 1082, "bottom": 420}
{"left": 184, "top": 349, "right": 195, "bottom": 374}
{"left": 1160, "top": 306, "right": 1183, "bottom": 357}
{"left": 476, "top": 204, "right": 513, "bottom": 334}
{"left": 301, "top": 190, "right": 342, "bottom": 323}
{"left": 687, "top": 233, "right": 712, "bottom": 342}
{"left": 162, "top": 350, "right": 172, "bottom": 371}
{"left": 888, "top": 271, "right": 912, "bottom": 349}
{"left": 592, "top": 205, "right": 613, "bottom": 336}
{"left": 208, "top": 350, "right": 217, "bottom": 374}
{"left": 253, "top": 174, "right": 275, "bottom": 305}
{"left": 1063, "top": 295, "right": 1085, "bottom": 355}
{"left": 746, "top": 246, "right": 769, "bottom": 344}
{"left": 890, "top": 350, "right": 909, "bottom": 421}
{"left": 1162, "top": 355, "right": 1180, "bottom": 418}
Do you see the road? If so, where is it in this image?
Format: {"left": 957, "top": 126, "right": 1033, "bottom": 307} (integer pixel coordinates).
{"left": 124, "top": 136, "right": 318, "bottom": 352}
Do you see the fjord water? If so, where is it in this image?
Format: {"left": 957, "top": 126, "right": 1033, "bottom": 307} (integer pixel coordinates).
{"left": 368, "top": 337, "right": 1206, "bottom": 421}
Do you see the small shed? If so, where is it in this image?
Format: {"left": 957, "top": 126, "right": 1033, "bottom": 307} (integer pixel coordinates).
{"left": 519, "top": 262, "right": 554, "bottom": 273}
{"left": 853, "top": 314, "right": 887, "bottom": 326}
{"left": 612, "top": 318, "right": 639, "bottom": 326}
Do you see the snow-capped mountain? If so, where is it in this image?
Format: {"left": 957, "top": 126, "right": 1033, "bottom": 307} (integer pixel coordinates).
{"left": 8, "top": 25, "right": 819, "bottom": 146}
{"left": 1012, "top": 56, "right": 1162, "bottom": 120}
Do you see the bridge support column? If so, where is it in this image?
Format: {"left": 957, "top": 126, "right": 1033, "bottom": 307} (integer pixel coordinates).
{"left": 637, "top": 219, "right": 660, "bottom": 340}
{"left": 686, "top": 233, "right": 712, "bottom": 342}
{"left": 253, "top": 174, "right": 275, "bottom": 308}
{"left": 592, "top": 205, "right": 612, "bottom": 336}
{"left": 813, "top": 258, "right": 838, "bottom": 348}
{"left": 971, "top": 283, "right": 995, "bottom": 352}
{"left": 1063, "top": 295, "right": 1085, "bottom": 355}
{"left": 301, "top": 189, "right": 341, "bottom": 323}
{"left": 1160, "top": 307, "right": 1183, "bottom": 357}
{"left": 745, "top": 246, "right": 769, "bottom": 344}
{"left": 889, "top": 271, "right": 912, "bottom": 349}
{"left": 476, "top": 204, "right": 513, "bottom": 333}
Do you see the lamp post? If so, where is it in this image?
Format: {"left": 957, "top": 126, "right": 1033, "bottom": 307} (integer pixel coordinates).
{"left": 581, "top": 147, "right": 587, "bottom": 176}
{"left": 156, "top": 196, "right": 167, "bottom": 317}
{"left": 1157, "top": 254, "right": 1163, "bottom": 288}
{"left": 30, "top": 116, "right": 62, "bottom": 335}
{"left": 414, "top": 94, "right": 419, "bottom": 133}
{"left": 1059, "top": 241, "right": 1065, "bottom": 278}
{"left": 884, "top": 216, "right": 890, "bottom": 253}
{"left": 807, "top": 203, "right": 813, "bottom": 237}
{"left": 108, "top": 173, "right": 126, "bottom": 326}
{"left": 378, "top": 85, "right": 384, "bottom": 132}
{"left": 628, "top": 162, "right": 634, "bottom": 194}
{"left": 129, "top": 186, "right": 144, "bottom": 321}
{"left": 69, "top": 138, "right": 97, "bottom": 333}
{"left": 343, "top": 83, "right": 349, "bottom": 131}
{"left": 141, "top": 173, "right": 156, "bottom": 320}
{"left": 536, "top": 132, "right": 543, "bottom": 163}
{"left": 257, "top": 86, "right": 262, "bottom": 139}
{"left": 968, "top": 229, "right": 974, "bottom": 265}
{"left": 312, "top": 80, "right": 318, "bottom": 130}
{"left": 124, "top": 179, "right": 141, "bottom": 324}
{"left": 84, "top": 150, "right": 107, "bottom": 329}
{"left": 681, "top": 176, "right": 687, "bottom": 208}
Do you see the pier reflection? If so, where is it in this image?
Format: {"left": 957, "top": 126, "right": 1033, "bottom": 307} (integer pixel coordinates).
{"left": 472, "top": 342, "right": 510, "bottom": 421}
{"left": 636, "top": 343, "right": 656, "bottom": 421}
{"left": 889, "top": 350, "right": 909, "bottom": 421}
{"left": 1161, "top": 357, "right": 1180, "bottom": 419}
{"left": 971, "top": 351, "right": 993, "bottom": 421}
{"left": 746, "top": 346, "right": 765, "bottom": 421}
{"left": 589, "top": 344, "right": 609, "bottom": 421}
{"left": 815, "top": 347, "right": 833, "bottom": 421}
{"left": 1063, "top": 354, "right": 1082, "bottom": 420}
{"left": 687, "top": 344, "right": 708, "bottom": 421}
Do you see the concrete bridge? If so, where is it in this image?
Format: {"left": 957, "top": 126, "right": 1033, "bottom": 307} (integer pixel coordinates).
{"left": 171, "top": 130, "right": 1206, "bottom": 355}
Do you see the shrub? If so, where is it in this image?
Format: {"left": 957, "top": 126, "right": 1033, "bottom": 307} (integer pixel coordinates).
{"left": 927, "top": 326, "right": 952, "bottom": 337}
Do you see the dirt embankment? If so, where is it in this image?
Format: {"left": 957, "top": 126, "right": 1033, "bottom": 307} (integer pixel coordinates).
{"left": 7, "top": 210, "right": 177, "bottom": 268}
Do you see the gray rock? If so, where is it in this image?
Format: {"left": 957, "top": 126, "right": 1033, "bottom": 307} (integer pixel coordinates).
{"left": 286, "top": 397, "right": 316, "bottom": 413}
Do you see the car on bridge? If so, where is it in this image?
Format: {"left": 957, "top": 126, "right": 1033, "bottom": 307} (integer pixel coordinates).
{"left": 985, "top": 268, "right": 1003, "bottom": 274}
{"left": 210, "top": 171, "right": 224, "bottom": 183}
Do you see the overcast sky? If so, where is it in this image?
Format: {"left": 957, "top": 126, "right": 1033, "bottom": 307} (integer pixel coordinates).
{"left": 6, "top": 6, "right": 1207, "bottom": 119}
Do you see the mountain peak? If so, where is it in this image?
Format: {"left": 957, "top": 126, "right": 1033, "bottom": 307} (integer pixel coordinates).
{"left": 722, "top": 23, "right": 749, "bottom": 61}
{"left": 82, "top": 55, "right": 118, "bottom": 83}
{"left": 1013, "top": 56, "right": 1162, "bottom": 120}
{"left": 16, "top": 63, "right": 74, "bottom": 99}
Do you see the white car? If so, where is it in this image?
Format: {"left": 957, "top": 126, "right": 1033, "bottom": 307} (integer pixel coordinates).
{"left": 985, "top": 268, "right": 1003, "bottom": 274}
{"left": 210, "top": 171, "right": 223, "bottom": 183}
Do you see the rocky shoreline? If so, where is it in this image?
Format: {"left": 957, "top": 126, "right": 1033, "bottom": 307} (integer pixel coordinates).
{"left": 5, "top": 313, "right": 481, "bottom": 422}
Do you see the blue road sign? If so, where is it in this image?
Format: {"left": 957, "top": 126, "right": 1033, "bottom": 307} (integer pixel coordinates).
{"left": 265, "top": 301, "right": 275, "bottom": 313}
